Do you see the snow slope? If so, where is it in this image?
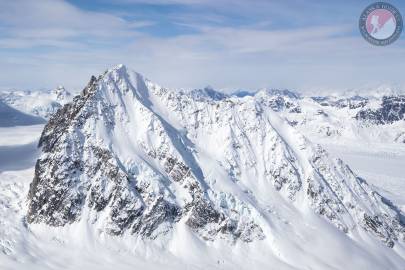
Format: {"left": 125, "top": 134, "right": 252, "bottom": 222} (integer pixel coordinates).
{"left": 250, "top": 87, "right": 405, "bottom": 215}
{"left": 0, "top": 86, "right": 72, "bottom": 119}
{"left": 1, "top": 65, "right": 405, "bottom": 270}
{"left": 0, "top": 101, "right": 45, "bottom": 127}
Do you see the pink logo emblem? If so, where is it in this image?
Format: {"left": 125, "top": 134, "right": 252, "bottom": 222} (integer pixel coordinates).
{"left": 359, "top": 2, "right": 403, "bottom": 46}
{"left": 366, "top": 9, "right": 396, "bottom": 39}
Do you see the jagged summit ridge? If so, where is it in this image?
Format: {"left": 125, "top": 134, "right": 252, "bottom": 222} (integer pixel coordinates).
{"left": 27, "top": 65, "right": 405, "bottom": 248}
{"left": 28, "top": 65, "right": 264, "bottom": 242}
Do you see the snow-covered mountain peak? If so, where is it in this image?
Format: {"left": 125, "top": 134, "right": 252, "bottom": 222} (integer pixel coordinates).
{"left": 336, "top": 85, "right": 405, "bottom": 99}
{"left": 106, "top": 63, "right": 129, "bottom": 75}
{"left": 257, "top": 88, "right": 301, "bottom": 99}
{"left": 98, "top": 64, "right": 161, "bottom": 102}
{"left": 52, "top": 85, "right": 71, "bottom": 101}
{"left": 24, "top": 65, "right": 405, "bottom": 268}
{"left": 103, "top": 63, "right": 139, "bottom": 86}
{"left": 231, "top": 89, "right": 255, "bottom": 97}
{"left": 104, "top": 64, "right": 150, "bottom": 88}
{"left": 185, "top": 86, "right": 228, "bottom": 101}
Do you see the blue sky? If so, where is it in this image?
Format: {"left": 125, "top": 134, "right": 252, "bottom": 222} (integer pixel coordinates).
{"left": 1, "top": 0, "right": 405, "bottom": 93}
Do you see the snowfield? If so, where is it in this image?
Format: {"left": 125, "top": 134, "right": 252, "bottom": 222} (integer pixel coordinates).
{"left": 1, "top": 65, "right": 405, "bottom": 270}
{"left": 323, "top": 142, "right": 405, "bottom": 214}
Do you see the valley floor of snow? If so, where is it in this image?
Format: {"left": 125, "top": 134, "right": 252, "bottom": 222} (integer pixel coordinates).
{"left": 1, "top": 124, "right": 405, "bottom": 270}
{"left": 322, "top": 141, "right": 405, "bottom": 214}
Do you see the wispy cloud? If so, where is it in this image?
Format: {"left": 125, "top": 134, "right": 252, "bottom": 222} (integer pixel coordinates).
{"left": 0, "top": 0, "right": 404, "bottom": 93}
{"left": 0, "top": 0, "right": 151, "bottom": 48}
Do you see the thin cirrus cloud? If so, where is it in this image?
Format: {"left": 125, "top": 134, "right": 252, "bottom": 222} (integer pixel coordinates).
{"left": 0, "top": 0, "right": 404, "bottom": 93}
{"left": 0, "top": 0, "right": 149, "bottom": 43}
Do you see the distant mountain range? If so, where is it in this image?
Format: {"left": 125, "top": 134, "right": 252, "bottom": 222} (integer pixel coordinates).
{"left": 0, "top": 86, "right": 72, "bottom": 120}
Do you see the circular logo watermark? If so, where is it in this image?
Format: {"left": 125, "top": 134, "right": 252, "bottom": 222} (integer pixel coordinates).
{"left": 359, "top": 2, "right": 403, "bottom": 46}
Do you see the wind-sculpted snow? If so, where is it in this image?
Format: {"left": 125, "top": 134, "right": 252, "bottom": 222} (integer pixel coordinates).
{"left": 27, "top": 65, "right": 405, "bottom": 249}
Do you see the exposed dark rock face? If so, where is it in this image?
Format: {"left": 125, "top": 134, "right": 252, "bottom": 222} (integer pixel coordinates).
{"left": 395, "top": 132, "right": 405, "bottom": 143}
{"left": 257, "top": 91, "right": 301, "bottom": 113}
{"left": 269, "top": 97, "right": 298, "bottom": 112}
{"left": 356, "top": 96, "right": 405, "bottom": 124}
{"left": 26, "top": 79, "right": 97, "bottom": 224}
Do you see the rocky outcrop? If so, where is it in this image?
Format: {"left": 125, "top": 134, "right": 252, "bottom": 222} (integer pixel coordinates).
{"left": 356, "top": 96, "right": 405, "bottom": 124}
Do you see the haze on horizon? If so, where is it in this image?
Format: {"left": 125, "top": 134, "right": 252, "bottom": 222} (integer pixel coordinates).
{"left": 0, "top": 0, "right": 405, "bottom": 93}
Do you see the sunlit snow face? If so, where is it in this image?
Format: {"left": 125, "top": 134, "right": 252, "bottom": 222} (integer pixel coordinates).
{"left": 366, "top": 9, "right": 396, "bottom": 40}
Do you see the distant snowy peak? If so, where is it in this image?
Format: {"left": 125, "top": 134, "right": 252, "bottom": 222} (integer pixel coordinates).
{"left": 336, "top": 85, "right": 405, "bottom": 99}
{"left": 259, "top": 88, "right": 301, "bottom": 99}
{"left": 254, "top": 88, "right": 302, "bottom": 113}
{"left": 186, "top": 86, "right": 228, "bottom": 101}
{"left": 52, "top": 86, "right": 71, "bottom": 101}
{"left": 311, "top": 95, "right": 369, "bottom": 110}
{"left": 307, "top": 92, "right": 405, "bottom": 125}
{"left": 231, "top": 86, "right": 405, "bottom": 102}
{"left": 27, "top": 64, "right": 405, "bottom": 249}
{"left": 0, "top": 86, "right": 72, "bottom": 119}
{"left": 185, "top": 87, "right": 301, "bottom": 104}
{"left": 231, "top": 89, "right": 255, "bottom": 97}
